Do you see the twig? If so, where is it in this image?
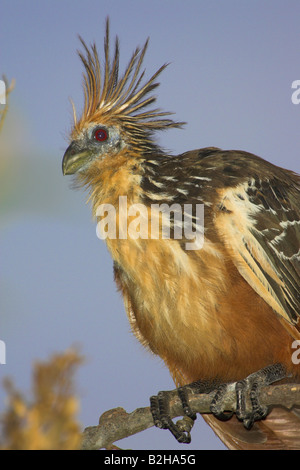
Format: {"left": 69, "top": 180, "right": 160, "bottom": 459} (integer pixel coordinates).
{"left": 80, "top": 383, "right": 300, "bottom": 450}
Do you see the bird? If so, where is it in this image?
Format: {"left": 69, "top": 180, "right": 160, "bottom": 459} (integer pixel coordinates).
{"left": 62, "top": 18, "right": 300, "bottom": 449}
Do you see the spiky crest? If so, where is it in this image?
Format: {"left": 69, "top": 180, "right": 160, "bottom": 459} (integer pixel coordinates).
{"left": 73, "top": 18, "right": 184, "bottom": 150}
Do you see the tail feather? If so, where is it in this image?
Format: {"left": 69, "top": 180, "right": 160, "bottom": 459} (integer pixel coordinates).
{"left": 202, "top": 407, "right": 300, "bottom": 450}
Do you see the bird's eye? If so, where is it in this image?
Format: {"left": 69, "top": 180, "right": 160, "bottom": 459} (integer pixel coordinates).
{"left": 94, "top": 128, "right": 108, "bottom": 142}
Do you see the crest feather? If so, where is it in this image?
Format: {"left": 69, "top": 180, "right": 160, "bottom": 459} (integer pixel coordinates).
{"left": 74, "top": 18, "right": 185, "bottom": 147}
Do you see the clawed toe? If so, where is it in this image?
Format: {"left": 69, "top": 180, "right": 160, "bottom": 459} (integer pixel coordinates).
{"left": 150, "top": 363, "right": 288, "bottom": 443}
{"left": 150, "top": 389, "right": 196, "bottom": 443}
{"left": 235, "top": 364, "right": 286, "bottom": 428}
{"left": 211, "top": 363, "right": 287, "bottom": 429}
{"left": 210, "top": 383, "right": 235, "bottom": 421}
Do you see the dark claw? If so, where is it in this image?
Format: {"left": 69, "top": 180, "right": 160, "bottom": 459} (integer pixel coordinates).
{"left": 177, "top": 386, "right": 197, "bottom": 421}
{"left": 150, "top": 390, "right": 193, "bottom": 443}
{"left": 239, "top": 379, "right": 268, "bottom": 427}
{"left": 210, "top": 383, "right": 234, "bottom": 421}
{"left": 149, "top": 395, "right": 163, "bottom": 428}
{"left": 208, "top": 363, "right": 287, "bottom": 429}
{"left": 150, "top": 380, "right": 217, "bottom": 443}
{"left": 250, "top": 381, "right": 269, "bottom": 419}
{"left": 150, "top": 363, "right": 287, "bottom": 443}
{"left": 235, "top": 379, "right": 248, "bottom": 421}
{"left": 235, "top": 363, "right": 287, "bottom": 428}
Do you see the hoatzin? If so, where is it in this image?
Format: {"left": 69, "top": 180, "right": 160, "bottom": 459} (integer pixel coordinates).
{"left": 62, "top": 19, "right": 300, "bottom": 449}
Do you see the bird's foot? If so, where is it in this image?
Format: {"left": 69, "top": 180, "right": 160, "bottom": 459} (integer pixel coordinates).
{"left": 211, "top": 363, "right": 287, "bottom": 429}
{"left": 150, "top": 363, "right": 288, "bottom": 443}
{"left": 150, "top": 380, "right": 216, "bottom": 443}
{"left": 150, "top": 390, "right": 194, "bottom": 443}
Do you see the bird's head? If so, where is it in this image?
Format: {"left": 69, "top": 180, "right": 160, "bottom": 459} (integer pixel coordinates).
{"left": 62, "top": 18, "right": 184, "bottom": 181}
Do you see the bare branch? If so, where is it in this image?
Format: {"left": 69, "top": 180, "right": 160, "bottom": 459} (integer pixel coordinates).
{"left": 80, "top": 383, "right": 300, "bottom": 450}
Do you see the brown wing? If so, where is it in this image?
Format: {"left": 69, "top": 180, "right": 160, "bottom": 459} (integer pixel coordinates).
{"left": 202, "top": 407, "right": 300, "bottom": 450}
{"left": 214, "top": 175, "right": 300, "bottom": 335}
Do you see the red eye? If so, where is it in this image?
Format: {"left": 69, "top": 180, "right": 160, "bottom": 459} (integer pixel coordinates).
{"left": 94, "top": 128, "right": 108, "bottom": 141}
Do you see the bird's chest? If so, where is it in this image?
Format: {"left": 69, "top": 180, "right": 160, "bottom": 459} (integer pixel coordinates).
{"left": 110, "top": 235, "right": 231, "bottom": 382}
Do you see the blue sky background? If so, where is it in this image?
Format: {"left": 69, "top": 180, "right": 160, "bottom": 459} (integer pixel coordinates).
{"left": 1, "top": 0, "right": 300, "bottom": 450}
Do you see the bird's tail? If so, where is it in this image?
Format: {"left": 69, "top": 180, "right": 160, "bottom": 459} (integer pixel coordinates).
{"left": 202, "top": 407, "right": 300, "bottom": 450}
